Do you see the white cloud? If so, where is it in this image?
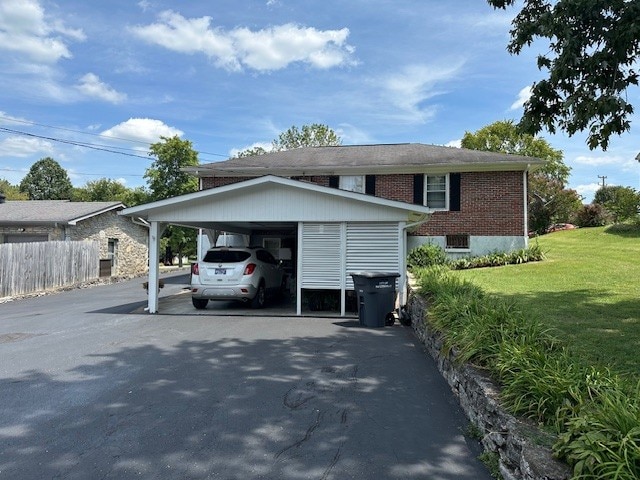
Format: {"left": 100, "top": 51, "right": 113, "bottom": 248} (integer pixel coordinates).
{"left": 0, "top": 0, "right": 84, "bottom": 63}
{"left": 444, "top": 139, "right": 462, "bottom": 148}
{"left": 138, "top": 1, "right": 152, "bottom": 11}
{"left": 228, "top": 141, "right": 273, "bottom": 158}
{"left": 130, "top": 11, "right": 355, "bottom": 71}
{"left": 573, "top": 155, "right": 625, "bottom": 167}
{"left": 381, "top": 62, "right": 464, "bottom": 123}
{"left": 0, "top": 112, "right": 29, "bottom": 125}
{"left": 75, "top": 73, "right": 127, "bottom": 104}
{"left": 574, "top": 183, "right": 601, "bottom": 201}
{"left": 0, "top": 136, "right": 54, "bottom": 157}
{"left": 336, "top": 124, "right": 373, "bottom": 145}
{"left": 510, "top": 86, "right": 532, "bottom": 111}
{"left": 101, "top": 118, "right": 183, "bottom": 144}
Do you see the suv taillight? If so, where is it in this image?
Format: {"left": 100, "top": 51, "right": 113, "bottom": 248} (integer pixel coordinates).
{"left": 191, "top": 263, "right": 199, "bottom": 275}
{"left": 244, "top": 263, "right": 256, "bottom": 275}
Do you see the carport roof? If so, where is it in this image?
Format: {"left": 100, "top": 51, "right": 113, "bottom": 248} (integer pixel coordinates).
{"left": 185, "top": 143, "right": 544, "bottom": 177}
{"left": 120, "top": 175, "right": 430, "bottom": 230}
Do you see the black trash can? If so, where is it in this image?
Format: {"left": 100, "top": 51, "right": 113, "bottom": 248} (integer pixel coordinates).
{"left": 350, "top": 272, "right": 400, "bottom": 328}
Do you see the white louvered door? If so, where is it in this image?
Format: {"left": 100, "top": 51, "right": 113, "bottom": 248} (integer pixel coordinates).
{"left": 300, "top": 223, "right": 342, "bottom": 288}
{"left": 346, "top": 223, "right": 400, "bottom": 289}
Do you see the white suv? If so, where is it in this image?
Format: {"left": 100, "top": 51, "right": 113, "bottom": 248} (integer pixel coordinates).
{"left": 190, "top": 247, "right": 286, "bottom": 309}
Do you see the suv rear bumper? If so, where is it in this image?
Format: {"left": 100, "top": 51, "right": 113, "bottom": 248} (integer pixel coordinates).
{"left": 191, "top": 284, "right": 258, "bottom": 301}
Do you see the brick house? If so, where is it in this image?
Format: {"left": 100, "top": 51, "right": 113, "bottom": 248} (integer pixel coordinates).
{"left": 122, "top": 143, "right": 542, "bottom": 315}
{"left": 0, "top": 199, "right": 149, "bottom": 277}
{"left": 190, "top": 144, "right": 541, "bottom": 257}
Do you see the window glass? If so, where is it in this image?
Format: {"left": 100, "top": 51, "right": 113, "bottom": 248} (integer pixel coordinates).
{"left": 446, "top": 234, "right": 469, "bottom": 249}
{"left": 425, "top": 174, "right": 447, "bottom": 209}
{"left": 339, "top": 175, "right": 365, "bottom": 193}
{"left": 203, "top": 250, "right": 251, "bottom": 263}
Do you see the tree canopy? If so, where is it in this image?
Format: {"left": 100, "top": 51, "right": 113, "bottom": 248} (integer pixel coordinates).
{"left": 145, "top": 136, "right": 199, "bottom": 201}
{"left": 71, "top": 178, "right": 151, "bottom": 207}
{"left": 235, "top": 124, "right": 341, "bottom": 157}
{"left": 487, "top": 0, "right": 640, "bottom": 150}
{"left": 19, "top": 157, "right": 73, "bottom": 200}
{"left": 593, "top": 185, "right": 640, "bottom": 223}
{"left": 0, "top": 178, "right": 28, "bottom": 200}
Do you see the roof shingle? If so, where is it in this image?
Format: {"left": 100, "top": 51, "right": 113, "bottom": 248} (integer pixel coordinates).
{"left": 0, "top": 200, "right": 123, "bottom": 224}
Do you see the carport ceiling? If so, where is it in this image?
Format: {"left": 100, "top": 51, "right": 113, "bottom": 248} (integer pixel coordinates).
{"left": 171, "top": 221, "right": 297, "bottom": 235}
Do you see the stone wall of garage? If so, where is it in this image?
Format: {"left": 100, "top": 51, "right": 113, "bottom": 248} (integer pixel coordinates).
{"left": 407, "top": 290, "right": 571, "bottom": 480}
{"left": 68, "top": 211, "right": 148, "bottom": 277}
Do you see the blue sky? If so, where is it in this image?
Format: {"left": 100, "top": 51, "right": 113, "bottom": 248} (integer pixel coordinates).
{"left": 1, "top": 0, "right": 639, "bottom": 202}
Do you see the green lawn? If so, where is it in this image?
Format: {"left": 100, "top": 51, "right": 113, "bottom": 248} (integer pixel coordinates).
{"left": 457, "top": 226, "right": 640, "bottom": 379}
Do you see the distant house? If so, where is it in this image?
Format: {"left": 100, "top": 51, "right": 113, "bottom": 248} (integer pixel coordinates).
{"left": 122, "top": 143, "right": 543, "bottom": 314}
{"left": 0, "top": 198, "right": 148, "bottom": 277}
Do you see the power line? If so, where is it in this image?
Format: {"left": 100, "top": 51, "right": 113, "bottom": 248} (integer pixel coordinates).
{"left": 0, "top": 127, "right": 152, "bottom": 159}
{"left": 0, "top": 167, "right": 143, "bottom": 178}
{"left": 0, "top": 114, "right": 228, "bottom": 158}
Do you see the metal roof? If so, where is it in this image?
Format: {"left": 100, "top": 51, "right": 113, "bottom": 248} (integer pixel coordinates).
{"left": 0, "top": 200, "right": 124, "bottom": 225}
{"left": 186, "top": 143, "right": 544, "bottom": 177}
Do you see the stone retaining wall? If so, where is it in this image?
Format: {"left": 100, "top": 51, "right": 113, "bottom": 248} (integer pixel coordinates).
{"left": 407, "top": 291, "right": 571, "bottom": 480}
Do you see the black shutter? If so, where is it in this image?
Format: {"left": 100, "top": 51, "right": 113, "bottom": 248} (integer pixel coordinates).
{"left": 365, "top": 175, "right": 376, "bottom": 195}
{"left": 413, "top": 174, "right": 424, "bottom": 205}
{"left": 450, "top": 173, "right": 461, "bottom": 211}
{"left": 328, "top": 176, "right": 339, "bottom": 188}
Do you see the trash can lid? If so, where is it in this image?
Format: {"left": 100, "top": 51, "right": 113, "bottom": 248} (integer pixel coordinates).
{"left": 349, "top": 271, "right": 400, "bottom": 278}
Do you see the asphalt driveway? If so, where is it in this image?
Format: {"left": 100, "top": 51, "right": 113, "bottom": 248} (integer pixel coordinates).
{"left": 0, "top": 271, "right": 491, "bottom": 479}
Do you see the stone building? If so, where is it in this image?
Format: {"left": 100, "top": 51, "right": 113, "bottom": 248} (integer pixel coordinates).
{"left": 0, "top": 198, "right": 148, "bottom": 277}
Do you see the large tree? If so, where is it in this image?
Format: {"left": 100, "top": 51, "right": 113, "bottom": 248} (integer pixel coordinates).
{"left": 488, "top": 0, "right": 640, "bottom": 150}
{"left": 235, "top": 124, "right": 341, "bottom": 157}
{"left": 145, "top": 136, "right": 199, "bottom": 200}
{"left": 19, "top": 157, "right": 73, "bottom": 200}
{"left": 461, "top": 120, "right": 578, "bottom": 234}
{"left": 145, "top": 136, "right": 200, "bottom": 266}
{"left": 593, "top": 185, "right": 640, "bottom": 223}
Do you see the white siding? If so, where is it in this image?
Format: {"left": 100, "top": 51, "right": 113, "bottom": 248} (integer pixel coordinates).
{"left": 346, "top": 223, "right": 400, "bottom": 289}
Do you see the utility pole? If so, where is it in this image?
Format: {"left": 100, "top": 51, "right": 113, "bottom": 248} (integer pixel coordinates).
{"left": 598, "top": 175, "right": 607, "bottom": 188}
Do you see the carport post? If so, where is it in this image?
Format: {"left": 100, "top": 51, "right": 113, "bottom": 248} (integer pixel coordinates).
{"left": 147, "top": 221, "right": 165, "bottom": 314}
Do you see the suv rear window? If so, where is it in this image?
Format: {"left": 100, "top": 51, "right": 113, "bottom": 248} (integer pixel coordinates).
{"left": 203, "top": 250, "right": 251, "bottom": 263}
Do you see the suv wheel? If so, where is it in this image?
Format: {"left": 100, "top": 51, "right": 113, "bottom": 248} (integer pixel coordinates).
{"left": 251, "top": 283, "right": 266, "bottom": 308}
{"left": 192, "top": 298, "right": 209, "bottom": 310}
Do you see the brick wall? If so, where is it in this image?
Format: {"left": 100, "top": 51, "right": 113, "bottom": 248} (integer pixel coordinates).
{"left": 202, "top": 176, "right": 256, "bottom": 189}
{"left": 200, "top": 171, "right": 525, "bottom": 236}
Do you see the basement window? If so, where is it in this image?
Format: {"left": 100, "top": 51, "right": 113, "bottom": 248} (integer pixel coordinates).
{"left": 446, "top": 234, "right": 469, "bottom": 250}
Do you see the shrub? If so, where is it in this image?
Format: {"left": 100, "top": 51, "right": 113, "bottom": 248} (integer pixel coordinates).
{"left": 407, "top": 242, "right": 448, "bottom": 269}
{"left": 449, "top": 245, "right": 545, "bottom": 270}
{"left": 573, "top": 203, "right": 611, "bottom": 227}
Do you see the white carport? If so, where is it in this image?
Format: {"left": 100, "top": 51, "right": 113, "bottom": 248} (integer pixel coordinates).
{"left": 121, "top": 176, "right": 430, "bottom": 315}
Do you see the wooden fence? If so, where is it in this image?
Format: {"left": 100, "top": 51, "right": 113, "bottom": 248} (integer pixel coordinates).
{"left": 0, "top": 240, "right": 100, "bottom": 298}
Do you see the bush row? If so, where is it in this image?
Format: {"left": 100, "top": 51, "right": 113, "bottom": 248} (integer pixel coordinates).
{"left": 414, "top": 266, "right": 640, "bottom": 480}
{"left": 407, "top": 243, "right": 545, "bottom": 271}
